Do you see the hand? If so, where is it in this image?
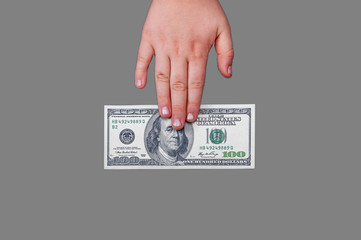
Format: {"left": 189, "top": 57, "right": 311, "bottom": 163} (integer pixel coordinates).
{"left": 135, "top": 0, "right": 234, "bottom": 130}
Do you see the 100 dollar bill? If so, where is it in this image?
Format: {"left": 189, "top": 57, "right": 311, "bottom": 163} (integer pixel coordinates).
{"left": 104, "top": 104, "right": 255, "bottom": 169}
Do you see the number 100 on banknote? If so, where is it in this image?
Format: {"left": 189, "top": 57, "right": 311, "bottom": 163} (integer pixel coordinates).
{"left": 104, "top": 104, "right": 255, "bottom": 169}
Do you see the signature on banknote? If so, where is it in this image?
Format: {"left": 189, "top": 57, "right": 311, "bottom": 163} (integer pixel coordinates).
{"left": 198, "top": 151, "right": 218, "bottom": 158}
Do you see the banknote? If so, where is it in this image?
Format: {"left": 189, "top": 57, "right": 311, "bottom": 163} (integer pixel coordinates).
{"left": 104, "top": 104, "right": 255, "bottom": 169}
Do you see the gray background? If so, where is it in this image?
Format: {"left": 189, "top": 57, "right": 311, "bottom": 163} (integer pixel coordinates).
{"left": 0, "top": 0, "right": 360, "bottom": 239}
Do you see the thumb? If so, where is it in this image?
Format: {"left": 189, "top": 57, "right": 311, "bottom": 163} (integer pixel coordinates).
{"left": 215, "top": 24, "right": 234, "bottom": 78}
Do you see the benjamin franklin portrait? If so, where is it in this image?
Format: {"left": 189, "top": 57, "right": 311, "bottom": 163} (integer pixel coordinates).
{"left": 145, "top": 114, "right": 193, "bottom": 166}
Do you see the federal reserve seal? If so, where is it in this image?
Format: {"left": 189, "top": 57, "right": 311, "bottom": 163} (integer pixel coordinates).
{"left": 119, "top": 129, "right": 135, "bottom": 144}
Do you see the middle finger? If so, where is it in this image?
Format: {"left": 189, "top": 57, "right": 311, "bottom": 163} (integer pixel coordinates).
{"left": 170, "top": 58, "right": 188, "bottom": 130}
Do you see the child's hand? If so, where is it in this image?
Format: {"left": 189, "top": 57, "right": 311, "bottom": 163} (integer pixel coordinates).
{"left": 135, "top": 0, "right": 234, "bottom": 130}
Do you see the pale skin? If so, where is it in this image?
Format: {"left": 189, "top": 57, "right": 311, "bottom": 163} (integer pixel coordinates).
{"left": 135, "top": 0, "right": 234, "bottom": 130}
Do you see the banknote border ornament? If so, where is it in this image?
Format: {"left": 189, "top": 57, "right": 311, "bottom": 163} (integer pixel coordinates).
{"left": 104, "top": 104, "right": 255, "bottom": 169}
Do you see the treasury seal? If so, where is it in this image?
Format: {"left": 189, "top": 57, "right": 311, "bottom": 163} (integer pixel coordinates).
{"left": 119, "top": 129, "right": 135, "bottom": 144}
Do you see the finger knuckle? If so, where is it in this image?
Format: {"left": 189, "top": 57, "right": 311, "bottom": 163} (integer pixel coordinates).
{"left": 175, "top": 47, "right": 182, "bottom": 57}
{"left": 223, "top": 48, "right": 234, "bottom": 57}
{"left": 193, "top": 48, "right": 208, "bottom": 59}
{"left": 137, "top": 55, "right": 149, "bottom": 65}
{"left": 156, "top": 72, "right": 170, "bottom": 83}
{"left": 172, "top": 105, "right": 184, "bottom": 114}
{"left": 188, "top": 101, "right": 200, "bottom": 109}
{"left": 170, "top": 41, "right": 182, "bottom": 57}
{"left": 189, "top": 80, "right": 204, "bottom": 90}
{"left": 189, "top": 53, "right": 207, "bottom": 62}
{"left": 135, "top": 57, "right": 150, "bottom": 72}
{"left": 171, "top": 81, "right": 187, "bottom": 91}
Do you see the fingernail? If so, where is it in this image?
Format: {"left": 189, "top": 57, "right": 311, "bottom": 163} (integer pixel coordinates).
{"left": 228, "top": 66, "right": 232, "bottom": 75}
{"left": 162, "top": 107, "right": 169, "bottom": 116}
{"left": 136, "top": 80, "right": 142, "bottom": 87}
{"left": 173, "top": 119, "right": 181, "bottom": 127}
{"left": 187, "top": 113, "right": 194, "bottom": 121}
